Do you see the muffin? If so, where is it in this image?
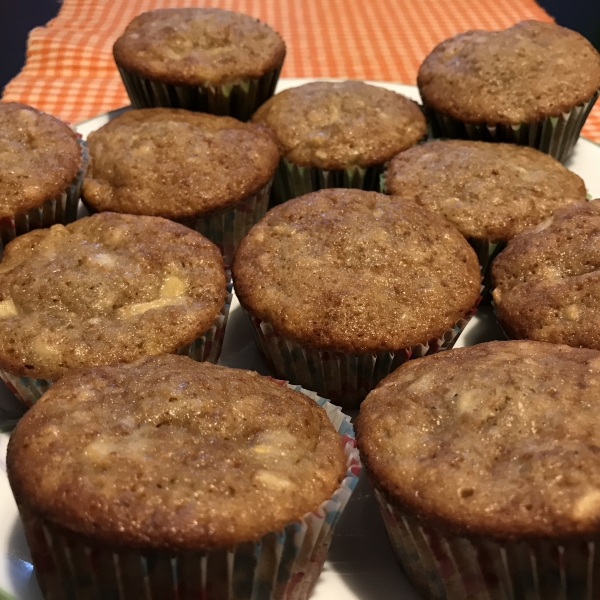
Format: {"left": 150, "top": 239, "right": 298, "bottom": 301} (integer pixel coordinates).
{"left": 82, "top": 108, "right": 280, "bottom": 266}
{"left": 357, "top": 340, "right": 600, "bottom": 600}
{"left": 232, "top": 189, "right": 481, "bottom": 408}
{"left": 385, "top": 140, "right": 587, "bottom": 271}
{"left": 7, "top": 354, "right": 360, "bottom": 600}
{"left": 0, "top": 102, "right": 88, "bottom": 256}
{"left": 113, "top": 7, "right": 286, "bottom": 121}
{"left": 492, "top": 201, "right": 600, "bottom": 349}
{"left": 0, "top": 212, "right": 229, "bottom": 406}
{"left": 251, "top": 81, "right": 427, "bottom": 205}
{"left": 418, "top": 21, "right": 600, "bottom": 161}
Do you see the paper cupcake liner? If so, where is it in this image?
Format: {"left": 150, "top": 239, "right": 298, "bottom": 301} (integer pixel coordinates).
{"left": 426, "top": 90, "right": 600, "bottom": 163}
{"left": 186, "top": 180, "right": 272, "bottom": 267}
{"left": 0, "top": 138, "right": 89, "bottom": 259}
{"left": 270, "top": 158, "right": 385, "bottom": 206}
{"left": 373, "top": 488, "right": 600, "bottom": 600}
{"left": 16, "top": 384, "right": 361, "bottom": 600}
{"left": 0, "top": 274, "right": 233, "bottom": 408}
{"left": 244, "top": 302, "right": 479, "bottom": 409}
{"left": 116, "top": 64, "right": 282, "bottom": 122}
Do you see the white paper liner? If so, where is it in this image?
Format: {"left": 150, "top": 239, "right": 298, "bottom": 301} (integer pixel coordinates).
{"left": 426, "top": 90, "right": 600, "bottom": 163}
{"left": 373, "top": 488, "right": 599, "bottom": 600}
{"left": 188, "top": 180, "right": 272, "bottom": 268}
{"left": 244, "top": 304, "right": 479, "bottom": 409}
{"left": 270, "top": 158, "right": 385, "bottom": 206}
{"left": 117, "top": 65, "right": 282, "bottom": 122}
{"left": 0, "top": 138, "right": 89, "bottom": 258}
{"left": 16, "top": 384, "right": 361, "bottom": 600}
{"left": 0, "top": 274, "right": 233, "bottom": 408}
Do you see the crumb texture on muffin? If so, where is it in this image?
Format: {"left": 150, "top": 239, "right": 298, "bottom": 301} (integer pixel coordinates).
{"left": 492, "top": 202, "right": 600, "bottom": 349}
{"left": 357, "top": 340, "right": 600, "bottom": 539}
{"left": 113, "top": 8, "right": 286, "bottom": 85}
{"left": 0, "top": 212, "right": 226, "bottom": 380}
{"left": 7, "top": 355, "right": 346, "bottom": 549}
{"left": 418, "top": 21, "right": 600, "bottom": 124}
{"left": 83, "top": 109, "right": 279, "bottom": 217}
{"left": 252, "top": 81, "right": 426, "bottom": 170}
{"left": 0, "top": 102, "right": 81, "bottom": 218}
{"left": 386, "top": 140, "right": 586, "bottom": 242}
{"left": 233, "top": 189, "right": 480, "bottom": 353}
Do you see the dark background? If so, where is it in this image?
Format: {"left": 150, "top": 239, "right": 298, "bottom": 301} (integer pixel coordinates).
{"left": 1, "top": 0, "right": 600, "bottom": 95}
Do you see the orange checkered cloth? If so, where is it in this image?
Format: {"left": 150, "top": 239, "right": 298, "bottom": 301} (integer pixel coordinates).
{"left": 3, "top": 0, "right": 600, "bottom": 142}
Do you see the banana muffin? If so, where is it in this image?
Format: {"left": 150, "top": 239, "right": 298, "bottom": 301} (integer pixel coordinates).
{"left": 113, "top": 7, "right": 286, "bottom": 120}
{"left": 7, "top": 355, "right": 358, "bottom": 600}
{"left": 233, "top": 189, "right": 480, "bottom": 407}
{"left": 385, "top": 140, "right": 587, "bottom": 269}
{"left": 0, "top": 102, "right": 87, "bottom": 255}
{"left": 0, "top": 212, "right": 228, "bottom": 406}
{"left": 357, "top": 340, "right": 600, "bottom": 600}
{"left": 83, "top": 108, "right": 279, "bottom": 265}
{"left": 492, "top": 201, "right": 600, "bottom": 349}
{"left": 251, "top": 81, "right": 427, "bottom": 204}
{"left": 418, "top": 21, "right": 600, "bottom": 161}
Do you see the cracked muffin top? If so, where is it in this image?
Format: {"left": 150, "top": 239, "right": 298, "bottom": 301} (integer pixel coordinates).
{"left": 357, "top": 340, "right": 600, "bottom": 540}
{"left": 385, "top": 140, "right": 587, "bottom": 243}
{"left": 233, "top": 189, "right": 480, "bottom": 353}
{"left": 113, "top": 7, "right": 285, "bottom": 86}
{"left": 83, "top": 108, "right": 279, "bottom": 218}
{"left": 251, "top": 81, "right": 426, "bottom": 170}
{"left": 0, "top": 102, "right": 82, "bottom": 219}
{"left": 7, "top": 355, "right": 346, "bottom": 550}
{"left": 0, "top": 212, "right": 226, "bottom": 380}
{"left": 418, "top": 21, "right": 600, "bottom": 124}
{"left": 492, "top": 202, "right": 600, "bottom": 349}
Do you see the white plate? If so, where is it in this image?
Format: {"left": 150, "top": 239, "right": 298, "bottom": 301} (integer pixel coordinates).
{"left": 2, "top": 78, "right": 600, "bottom": 600}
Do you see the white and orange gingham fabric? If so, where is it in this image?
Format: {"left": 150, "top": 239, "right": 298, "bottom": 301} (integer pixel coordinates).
{"left": 3, "top": 0, "right": 600, "bottom": 142}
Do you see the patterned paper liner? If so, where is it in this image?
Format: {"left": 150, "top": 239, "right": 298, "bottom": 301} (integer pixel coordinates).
{"left": 116, "top": 64, "right": 282, "bottom": 122}
{"left": 16, "top": 384, "right": 361, "bottom": 600}
{"left": 0, "top": 138, "right": 89, "bottom": 258}
{"left": 0, "top": 275, "right": 233, "bottom": 408}
{"left": 186, "top": 180, "right": 272, "bottom": 268}
{"left": 425, "top": 90, "right": 600, "bottom": 163}
{"left": 244, "top": 302, "right": 479, "bottom": 409}
{"left": 373, "top": 488, "right": 600, "bottom": 600}
{"left": 270, "top": 158, "right": 385, "bottom": 206}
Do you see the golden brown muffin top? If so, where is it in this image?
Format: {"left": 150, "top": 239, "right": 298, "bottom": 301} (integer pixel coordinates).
{"left": 0, "top": 102, "right": 81, "bottom": 219}
{"left": 386, "top": 140, "right": 587, "bottom": 243}
{"left": 357, "top": 340, "right": 600, "bottom": 540}
{"left": 233, "top": 189, "right": 480, "bottom": 353}
{"left": 83, "top": 108, "right": 279, "bottom": 218}
{"left": 418, "top": 21, "right": 600, "bottom": 125}
{"left": 251, "top": 81, "right": 427, "bottom": 170}
{"left": 113, "top": 8, "right": 286, "bottom": 86}
{"left": 7, "top": 355, "right": 346, "bottom": 550}
{"left": 0, "top": 213, "right": 226, "bottom": 380}
{"left": 492, "top": 202, "right": 600, "bottom": 349}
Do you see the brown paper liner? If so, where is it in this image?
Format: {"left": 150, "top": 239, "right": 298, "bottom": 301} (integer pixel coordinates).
{"left": 14, "top": 386, "right": 361, "bottom": 600}
{"left": 0, "top": 274, "right": 233, "bottom": 408}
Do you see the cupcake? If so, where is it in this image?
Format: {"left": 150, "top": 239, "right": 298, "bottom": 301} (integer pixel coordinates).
{"left": 232, "top": 189, "right": 481, "bottom": 408}
{"left": 492, "top": 201, "right": 600, "bottom": 349}
{"left": 385, "top": 140, "right": 587, "bottom": 272}
{"left": 7, "top": 354, "right": 360, "bottom": 600}
{"left": 357, "top": 340, "right": 600, "bottom": 600}
{"left": 418, "top": 21, "right": 600, "bottom": 162}
{"left": 113, "top": 7, "right": 286, "bottom": 121}
{"left": 251, "top": 81, "right": 427, "bottom": 205}
{"left": 82, "top": 108, "right": 279, "bottom": 266}
{"left": 0, "top": 102, "right": 88, "bottom": 256}
{"left": 0, "top": 212, "right": 229, "bottom": 406}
